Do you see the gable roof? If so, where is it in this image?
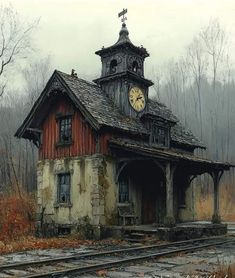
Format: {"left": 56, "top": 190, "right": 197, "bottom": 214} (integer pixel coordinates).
{"left": 15, "top": 70, "right": 204, "bottom": 149}
{"left": 57, "top": 71, "right": 148, "bottom": 135}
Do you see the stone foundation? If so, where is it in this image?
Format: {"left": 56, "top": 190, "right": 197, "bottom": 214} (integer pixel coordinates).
{"left": 157, "top": 224, "right": 227, "bottom": 241}
{"left": 105, "top": 223, "right": 227, "bottom": 242}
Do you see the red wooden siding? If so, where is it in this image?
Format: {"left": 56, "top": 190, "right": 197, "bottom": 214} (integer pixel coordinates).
{"left": 39, "top": 96, "right": 97, "bottom": 160}
{"left": 100, "top": 132, "right": 113, "bottom": 155}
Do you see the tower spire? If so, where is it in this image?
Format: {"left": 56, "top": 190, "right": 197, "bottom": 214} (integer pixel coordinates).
{"left": 116, "top": 8, "right": 131, "bottom": 45}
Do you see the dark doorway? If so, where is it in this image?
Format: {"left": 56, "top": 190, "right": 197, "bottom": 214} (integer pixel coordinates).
{"left": 140, "top": 162, "right": 165, "bottom": 224}
{"left": 142, "top": 181, "right": 158, "bottom": 224}
{"left": 119, "top": 160, "right": 165, "bottom": 225}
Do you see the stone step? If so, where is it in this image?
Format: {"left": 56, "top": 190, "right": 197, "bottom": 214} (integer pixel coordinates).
{"left": 129, "top": 232, "right": 145, "bottom": 238}
{"left": 124, "top": 237, "right": 145, "bottom": 243}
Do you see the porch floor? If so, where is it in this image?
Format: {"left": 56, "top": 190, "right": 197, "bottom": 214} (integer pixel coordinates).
{"left": 105, "top": 221, "right": 228, "bottom": 241}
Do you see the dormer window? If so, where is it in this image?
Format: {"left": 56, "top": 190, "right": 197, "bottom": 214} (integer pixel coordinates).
{"left": 132, "top": 61, "right": 138, "bottom": 73}
{"left": 110, "top": 59, "right": 117, "bottom": 73}
{"left": 151, "top": 124, "right": 169, "bottom": 147}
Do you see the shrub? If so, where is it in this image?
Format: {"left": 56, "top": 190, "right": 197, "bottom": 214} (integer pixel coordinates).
{"left": 0, "top": 192, "right": 36, "bottom": 242}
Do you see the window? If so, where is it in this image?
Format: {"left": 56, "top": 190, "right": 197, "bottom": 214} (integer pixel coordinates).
{"left": 119, "top": 174, "right": 129, "bottom": 203}
{"left": 110, "top": 59, "right": 117, "bottom": 74}
{"left": 57, "top": 173, "right": 71, "bottom": 203}
{"left": 59, "top": 117, "right": 72, "bottom": 143}
{"left": 151, "top": 124, "right": 168, "bottom": 147}
{"left": 132, "top": 61, "right": 138, "bottom": 73}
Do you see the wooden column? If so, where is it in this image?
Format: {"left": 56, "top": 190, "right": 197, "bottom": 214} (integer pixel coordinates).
{"left": 211, "top": 170, "right": 223, "bottom": 223}
{"left": 165, "top": 162, "right": 176, "bottom": 225}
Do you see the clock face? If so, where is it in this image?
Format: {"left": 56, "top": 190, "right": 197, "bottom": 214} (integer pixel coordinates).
{"left": 129, "top": 87, "right": 146, "bottom": 112}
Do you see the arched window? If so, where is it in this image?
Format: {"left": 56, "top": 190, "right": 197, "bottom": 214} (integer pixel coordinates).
{"left": 110, "top": 59, "right": 117, "bottom": 74}
{"left": 132, "top": 61, "right": 138, "bottom": 73}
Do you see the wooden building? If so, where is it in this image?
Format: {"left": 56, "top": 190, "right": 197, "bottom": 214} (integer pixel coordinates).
{"left": 16, "top": 16, "right": 233, "bottom": 236}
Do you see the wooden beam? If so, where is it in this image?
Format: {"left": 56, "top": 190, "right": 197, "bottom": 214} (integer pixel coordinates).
{"left": 165, "top": 162, "right": 177, "bottom": 224}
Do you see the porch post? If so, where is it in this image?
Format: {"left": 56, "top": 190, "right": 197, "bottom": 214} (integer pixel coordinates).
{"left": 211, "top": 170, "right": 223, "bottom": 224}
{"left": 165, "top": 162, "right": 176, "bottom": 226}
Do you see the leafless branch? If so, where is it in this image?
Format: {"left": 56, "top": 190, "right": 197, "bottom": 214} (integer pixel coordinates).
{"left": 0, "top": 4, "right": 39, "bottom": 97}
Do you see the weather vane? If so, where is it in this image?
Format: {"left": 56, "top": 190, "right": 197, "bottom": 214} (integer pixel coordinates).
{"left": 118, "top": 8, "right": 127, "bottom": 24}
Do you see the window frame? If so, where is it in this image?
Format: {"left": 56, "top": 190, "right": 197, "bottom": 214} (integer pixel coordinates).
{"left": 56, "top": 172, "right": 71, "bottom": 205}
{"left": 150, "top": 123, "right": 169, "bottom": 147}
{"left": 118, "top": 173, "right": 129, "bottom": 203}
{"left": 132, "top": 61, "right": 139, "bottom": 73}
{"left": 110, "top": 59, "right": 117, "bottom": 74}
{"left": 56, "top": 113, "right": 73, "bottom": 146}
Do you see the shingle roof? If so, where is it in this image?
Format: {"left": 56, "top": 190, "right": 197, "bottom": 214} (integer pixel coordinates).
{"left": 15, "top": 69, "right": 205, "bottom": 150}
{"left": 57, "top": 71, "right": 204, "bottom": 149}
{"left": 171, "top": 122, "right": 205, "bottom": 149}
{"left": 147, "top": 99, "right": 178, "bottom": 123}
{"left": 109, "top": 138, "right": 231, "bottom": 170}
{"left": 57, "top": 71, "right": 148, "bottom": 135}
{"left": 95, "top": 23, "right": 149, "bottom": 58}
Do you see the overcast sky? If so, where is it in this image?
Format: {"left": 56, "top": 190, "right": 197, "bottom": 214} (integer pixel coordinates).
{"left": 3, "top": 0, "right": 235, "bottom": 82}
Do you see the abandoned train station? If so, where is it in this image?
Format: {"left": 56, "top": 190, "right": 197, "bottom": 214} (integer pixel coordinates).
{"left": 16, "top": 11, "right": 233, "bottom": 239}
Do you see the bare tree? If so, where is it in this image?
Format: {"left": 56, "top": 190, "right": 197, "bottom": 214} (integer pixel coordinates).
{"left": 0, "top": 4, "right": 38, "bottom": 97}
{"left": 201, "top": 19, "right": 227, "bottom": 92}
{"left": 22, "top": 56, "right": 52, "bottom": 106}
{"left": 200, "top": 19, "right": 227, "bottom": 159}
{"left": 151, "top": 66, "right": 162, "bottom": 102}
{"left": 186, "top": 35, "right": 208, "bottom": 139}
{"left": 0, "top": 57, "right": 51, "bottom": 193}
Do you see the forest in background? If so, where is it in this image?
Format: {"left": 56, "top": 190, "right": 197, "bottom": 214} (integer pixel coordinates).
{"left": 149, "top": 19, "right": 235, "bottom": 220}
{"left": 0, "top": 5, "right": 234, "bottom": 222}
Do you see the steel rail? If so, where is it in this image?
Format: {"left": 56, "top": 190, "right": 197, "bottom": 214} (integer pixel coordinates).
{"left": 22, "top": 238, "right": 235, "bottom": 278}
{"left": 0, "top": 235, "right": 228, "bottom": 271}
{"left": 0, "top": 236, "right": 234, "bottom": 278}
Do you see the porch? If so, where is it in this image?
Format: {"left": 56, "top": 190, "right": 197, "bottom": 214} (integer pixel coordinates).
{"left": 110, "top": 138, "right": 234, "bottom": 227}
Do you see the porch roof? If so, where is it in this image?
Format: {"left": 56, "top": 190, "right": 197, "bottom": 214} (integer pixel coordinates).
{"left": 109, "top": 138, "right": 235, "bottom": 172}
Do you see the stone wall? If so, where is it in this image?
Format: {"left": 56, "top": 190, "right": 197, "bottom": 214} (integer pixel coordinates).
{"left": 36, "top": 154, "right": 118, "bottom": 237}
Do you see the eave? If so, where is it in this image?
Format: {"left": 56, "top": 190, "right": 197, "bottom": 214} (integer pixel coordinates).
{"left": 95, "top": 41, "right": 149, "bottom": 58}
{"left": 109, "top": 138, "right": 234, "bottom": 173}
{"left": 93, "top": 70, "right": 154, "bottom": 87}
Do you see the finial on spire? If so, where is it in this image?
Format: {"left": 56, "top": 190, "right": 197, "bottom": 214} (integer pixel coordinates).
{"left": 118, "top": 8, "right": 127, "bottom": 25}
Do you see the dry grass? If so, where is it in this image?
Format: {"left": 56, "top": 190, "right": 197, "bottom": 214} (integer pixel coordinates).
{"left": 0, "top": 192, "right": 36, "bottom": 241}
{"left": 0, "top": 236, "right": 92, "bottom": 255}
{"left": 213, "top": 262, "right": 235, "bottom": 278}
{"left": 195, "top": 181, "right": 235, "bottom": 221}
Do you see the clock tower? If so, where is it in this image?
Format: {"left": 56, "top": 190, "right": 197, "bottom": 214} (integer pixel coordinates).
{"left": 93, "top": 9, "right": 153, "bottom": 118}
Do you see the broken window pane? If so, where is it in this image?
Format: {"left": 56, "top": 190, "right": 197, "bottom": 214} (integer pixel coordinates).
{"left": 58, "top": 173, "right": 71, "bottom": 203}
{"left": 59, "top": 117, "right": 72, "bottom": 143}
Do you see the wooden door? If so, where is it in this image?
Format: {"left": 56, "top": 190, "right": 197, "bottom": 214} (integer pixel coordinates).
{"left": 142, "top": 184, "right": 157, "bottom": 224}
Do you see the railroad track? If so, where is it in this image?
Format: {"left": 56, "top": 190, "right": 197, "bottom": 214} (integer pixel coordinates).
{"left": 0, "top": 235, "right": 234, "bottom": 277}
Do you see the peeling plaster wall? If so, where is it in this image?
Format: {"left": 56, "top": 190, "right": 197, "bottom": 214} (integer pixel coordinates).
{"left": 37, "top": 155, "right": 118, "bottom": 228}
{"left": 37, "top": 154, "right": 197, "bottom": 228}
{"left": 99, "top": 157, "right": 118, "bottom": 225}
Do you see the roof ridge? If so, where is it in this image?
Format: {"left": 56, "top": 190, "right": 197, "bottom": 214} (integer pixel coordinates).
{"left": 55, "top": 69, "right": 98, "bottom": 88}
